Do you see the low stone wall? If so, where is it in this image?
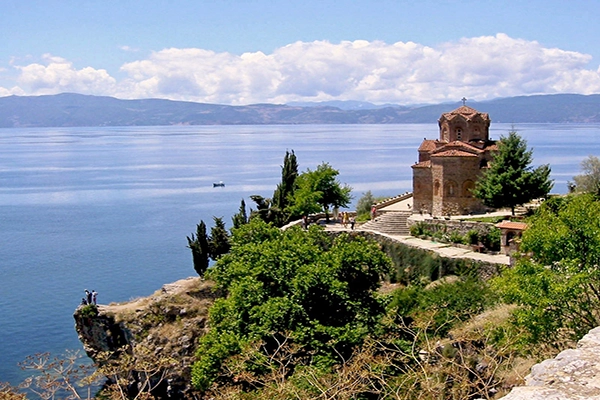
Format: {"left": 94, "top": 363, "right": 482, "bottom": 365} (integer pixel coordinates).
{"left": 499, "top": 326, "right": 600, "bottom": 399}
{"left": 408, "top": 218, "right": 497, "bottom": 237}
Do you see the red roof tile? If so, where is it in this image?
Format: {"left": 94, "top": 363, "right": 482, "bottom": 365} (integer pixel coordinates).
{"left": 495, "top": 221, "right": 528, "bottom": 230}
{"left": 412, "top": 161, "right": 431, "bottom": 168}
{"left": 431, "top": 149, "right": 478, "bottom": 157}
{"left": 418, "top": 140, "right": 442, "bottom": 152}
{"left": 440, "top": 106, "right": 490, "bottom": 122}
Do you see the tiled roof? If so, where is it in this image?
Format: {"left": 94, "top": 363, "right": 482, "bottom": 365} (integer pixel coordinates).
{"left": 418, "top": 139, "right": 443, "bottom": 152}
{"left": 412, "top": 160, "right": 431, "bottom": 168}
{"left": 440, "top": 106, "right": 490, "bottom": 122}
{"left": 431, "top": 149, "right": 478, "bottom": 157}
{"left": 495, "top": 221, "right": 528, "bottom": 230}
{"left": 431, "top": 140, "right": 483, "bottom": 155}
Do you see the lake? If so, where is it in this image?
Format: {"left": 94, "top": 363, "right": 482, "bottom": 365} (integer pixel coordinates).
{"left": 0, "top": 123, "right": 598, "bottom": 385}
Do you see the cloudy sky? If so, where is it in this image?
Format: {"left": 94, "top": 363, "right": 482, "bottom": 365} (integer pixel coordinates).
{"left": 1, "top": 0, "right": 599, "bottom": 105}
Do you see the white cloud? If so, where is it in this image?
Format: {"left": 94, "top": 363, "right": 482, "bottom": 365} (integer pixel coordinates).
{"left": 14, "top": 54, "right": 117, "bottom": 96}
{"left": 5, "top": 34, "right": 600, "bottom": 104}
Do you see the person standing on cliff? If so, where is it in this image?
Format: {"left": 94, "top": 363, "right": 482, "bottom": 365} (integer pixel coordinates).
{"left": 92, "top": 290, "right": 98, "bottom": 305}
{"left": 85, "top": 289, "right": 91, "bottom": 305}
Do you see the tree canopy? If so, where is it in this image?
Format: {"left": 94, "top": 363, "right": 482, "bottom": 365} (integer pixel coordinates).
{"left": 473, "top": 130, "right": 553, "bottom": 214}
{"left": 191, "top": 219, "right": 390, "bottom": 391}
{"left": 493, "top": 193, "right": 600, "bottom": 347}
{"left": 569, "top": 155, "right": 600, "bottom": 196}
{"left": 288, "top": 162, "right": 352, "bottom": 220}
{"left": 187, "top": 217, "right": 231, "bottom": 276}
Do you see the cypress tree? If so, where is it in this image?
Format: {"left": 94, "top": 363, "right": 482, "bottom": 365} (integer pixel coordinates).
{"left": 187, "top": 220, "right": 210, "bottom": 276}
{"left": 272, "top": 150, "right": 298, "bottom": 224}
{"left": 209, "top": 216, "right": 230, "bottom": 259}
{"left": 231, "top": 198, "right": 248, "bottom": 229}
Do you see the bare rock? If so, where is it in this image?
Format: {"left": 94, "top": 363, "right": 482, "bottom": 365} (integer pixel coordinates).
{"left": 500, "top": 326, "right": 600, "bottom": 399}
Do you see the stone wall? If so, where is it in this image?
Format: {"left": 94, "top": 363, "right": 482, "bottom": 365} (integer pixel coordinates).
{"left": 413, "top": 166, "right": 433, "bottom": 214}
{"left": 432, "top": 156, "right": 487, "bottom": 216}
{"left": 499, "top": 326, "right": 600, "bottom": 399}
{"left": 408, "top": 217, "right": 497, "bottom": 237}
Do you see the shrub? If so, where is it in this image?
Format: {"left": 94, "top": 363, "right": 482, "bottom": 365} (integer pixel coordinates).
{"left": 448, "top": 231, "right": 467, "bottom": 244}
{"left": 389, "top": 278, "right": 497, "bottom": 336}
{"left": 79, "top": 304, "right": 98, "bottom": 318}
{"left": 466, "top": 229, "right": 479, "bottom": 245}
{"left": 480, "top": 227, "right": 501, "bottom": 251}
{"left": 192, "top": 219, "right": 391, "bottom": 391}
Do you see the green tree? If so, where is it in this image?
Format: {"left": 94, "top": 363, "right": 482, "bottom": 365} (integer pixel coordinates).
{"left": 493, "top": 194, "right": 600, "bottom": 348}
{"left": 288, "top": 162, "right": 352, "bottom": 221}
{"left": 520, "top": 194, "right": 600, "bottom": 270}
{"left": 473, "top": 130, "right": 553, "bottom": 215}
{"left": 208, "top": 216, "right": 230, "bottom": 260}
{"left": 569, "top": 155, "right": 600, "bottom": 196}
{"left": 187, "top": 220, "right": 210, "bottom": 276}
{"left": 356, "top": 190, "right": 376, "bottom": 218}
{"left": 231, "top": 198, "right": 248, "bottom": 230}
{"left": 272, "top": 150, "right": 298, "bottom": 224}
{"left": 191, "top": 219, "right": 390, "bottom": 391}
{"left": 249, "top": 194, "right": 278, "bottom": 224}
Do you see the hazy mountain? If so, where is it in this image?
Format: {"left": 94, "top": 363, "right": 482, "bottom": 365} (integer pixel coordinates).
{"left": 1, "top": 93, "right": 599, "bottom": 128}
{"left": 286, "top": 100, "right": 406, "bottom": 110}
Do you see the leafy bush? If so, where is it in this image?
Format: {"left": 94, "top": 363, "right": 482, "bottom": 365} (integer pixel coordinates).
{"left": 191, "top": 219, "right": 391, "bottom": 391}
{"left": 480, "top": 227, "right": 501, "bottom": 251}
{"left": 448, "top": 230, "right": 467, "bottom": 244}
{"left": 78, "top": 304, "right": 98, "bottom": 318}
{"left": 389, "top": 278, "right": 497, "bottom": 336}
{"left": 466, "top": 229, "right": 480, "bottom": 245}
{"left": 493, "top": 194, "right": 600, "bottom": 349}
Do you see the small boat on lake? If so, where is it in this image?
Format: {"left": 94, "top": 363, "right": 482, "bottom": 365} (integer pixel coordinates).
{"left": 213, "top": 181, "right": 225, "bottom": 187}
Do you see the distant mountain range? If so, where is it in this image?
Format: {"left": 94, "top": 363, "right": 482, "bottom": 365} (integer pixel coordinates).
{"left": 1, "top": 93, "right": 599, "bottom": 128}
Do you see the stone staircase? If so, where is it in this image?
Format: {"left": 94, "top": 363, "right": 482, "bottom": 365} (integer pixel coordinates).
{"left": 358, "top": 211, "right": 411, "bottom": 236}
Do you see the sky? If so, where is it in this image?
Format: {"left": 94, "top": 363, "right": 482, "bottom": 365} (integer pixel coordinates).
{"left": 1, "top": 0, "right": 600, "bottom": 105}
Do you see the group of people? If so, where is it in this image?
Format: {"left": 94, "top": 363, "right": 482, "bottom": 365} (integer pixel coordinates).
{"left": 81, "top": 289, "right": 98, "bottom": 306}
{"left": 339, "top": 211, "right": 355, "bottom": 230}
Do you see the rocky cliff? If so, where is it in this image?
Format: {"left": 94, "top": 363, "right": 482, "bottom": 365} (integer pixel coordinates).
{"left": 75, "top": 276, "right": 600, "bottom": 399}
{"left": 73, "top": 277, "right": 220, "bottom": 399}
{"left": 499, "top": 326, "right": 600, "bottom": 399}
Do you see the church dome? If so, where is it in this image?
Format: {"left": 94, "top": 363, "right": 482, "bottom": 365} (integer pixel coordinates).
{"left": 440, "top": 106, "right": 490, "bottom": 122}
{"left": 438, "top": 104, "right": 490, "bottom": 143}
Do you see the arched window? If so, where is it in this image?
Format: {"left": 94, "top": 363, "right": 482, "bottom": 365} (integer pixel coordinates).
{"left": 446, "top": 180, "right": 458, "bottom": 197}
{"left": 463, "top": 180, "right": 475, "bottom": 197}
{"left": 456, "top": 128, "right": 462, "bottom": 140}
{"left": 434, "top": 180, "right": 440, "bottom": 196}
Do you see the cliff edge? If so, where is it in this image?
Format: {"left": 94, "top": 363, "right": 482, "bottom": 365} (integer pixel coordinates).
{"left": 500, "top": 326, "right": 600, "bottom": 399}
{"left": 73, "top": 277, "right": 220, "bottom": 398}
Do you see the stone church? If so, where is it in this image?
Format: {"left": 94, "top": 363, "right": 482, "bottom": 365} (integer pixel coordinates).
{"left": 412, "top": 104, "right": 497, "bottom": 216}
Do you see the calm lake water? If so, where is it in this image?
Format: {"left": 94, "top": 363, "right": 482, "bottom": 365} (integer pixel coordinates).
{"left": 0, "top": 123, "right": 598, "bottom": 385}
